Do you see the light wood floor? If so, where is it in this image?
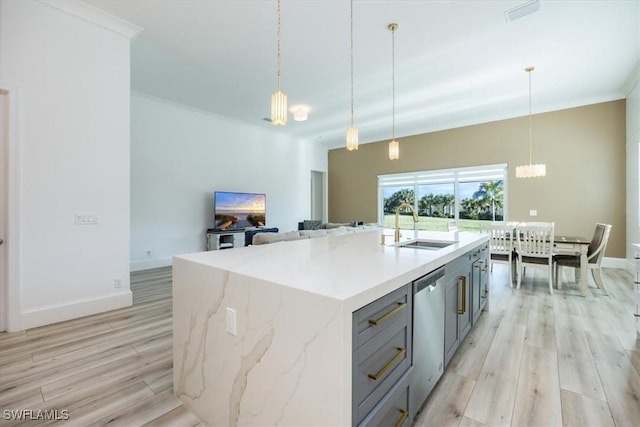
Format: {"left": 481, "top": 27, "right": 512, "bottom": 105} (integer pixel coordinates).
{"left": 0, "top": 267, "right": 200, "bottom": 426}
{"left": 415, "top": 265, "right": 640, "bottom": 427}
{"left": 0, "top": 265, "right": 638, "bottom": 426}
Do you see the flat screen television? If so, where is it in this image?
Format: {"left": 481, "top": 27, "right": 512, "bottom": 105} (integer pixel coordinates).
{"left": 214, "top": 191, "right": 266, "bottom": 230}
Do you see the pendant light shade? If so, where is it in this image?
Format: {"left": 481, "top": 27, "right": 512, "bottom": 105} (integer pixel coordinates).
{"left": 515, "top": 66, "right": 546, "bottom": 178}
{"left": 346, "top": 0, "right": 358, "bottom": 151}
{"left": 271, "top": 0, "right": 287, "bottom": 126}
{"left": 389, "top": 139, "right": 399, "bottom": 160}
{"left": 515, "top": 163, "right": 546, "bottom": 178}
{"left": 346, "top": 126, "right": 359, "bottom": 151}
{"left": 271, "top": 90, "right": 287, "bottom": 125}
{"left": 388, "top": 23, "right": 399, "bottom": 160}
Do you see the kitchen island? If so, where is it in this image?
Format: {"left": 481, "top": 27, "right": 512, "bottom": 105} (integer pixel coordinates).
{"left": 173, "top": 229, "right": 488, "bottom": 426}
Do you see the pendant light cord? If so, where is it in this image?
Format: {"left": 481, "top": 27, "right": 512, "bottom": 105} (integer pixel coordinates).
{"left": 528, "top": 68, "right": 532, "bottom": 165}
{"left": 391, "top": 25, "right": 396, "bottom": 139}
{"left": 277, "top": 0, "right": 282, "bottom": 91}
{"left": 350, "top": 0, "right": 354, "bottom": 127}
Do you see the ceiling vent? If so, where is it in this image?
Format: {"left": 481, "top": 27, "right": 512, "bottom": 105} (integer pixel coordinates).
{"left": 505, "top": 0, "right": 541, "bottom": 22}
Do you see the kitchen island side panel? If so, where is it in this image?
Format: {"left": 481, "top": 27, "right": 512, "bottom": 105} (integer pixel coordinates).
{"left": 173, "top": 257, "right": 350, "bottom": 426}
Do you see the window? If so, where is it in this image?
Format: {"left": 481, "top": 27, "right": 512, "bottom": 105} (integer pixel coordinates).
{"left": 379, "top": 164, "right": 507, "bottom": 232}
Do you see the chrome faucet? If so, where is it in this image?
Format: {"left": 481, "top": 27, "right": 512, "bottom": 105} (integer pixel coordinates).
{"left": 395, "top": 203, "right": 419, "bottom": 242}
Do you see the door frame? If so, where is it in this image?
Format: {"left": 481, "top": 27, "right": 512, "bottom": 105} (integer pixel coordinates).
{"left": 310, "top": 170, "right": 326, "bottom": 222}
{"left": 1, "top": 86, "right": 22, "bottom": 332}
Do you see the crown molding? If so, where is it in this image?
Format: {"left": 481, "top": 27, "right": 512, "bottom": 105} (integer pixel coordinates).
{"left": 39, "top": 0, "right": 143, "bottom": 39}
{"left": 623, "top": 60, "right": 640, "bottom": 96}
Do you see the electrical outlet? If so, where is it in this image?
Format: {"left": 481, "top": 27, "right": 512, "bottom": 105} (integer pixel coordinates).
{"left": 226, "top": 307, "right": 236, "bottom": 336}
{"left": 114, "top": 278, "right": 122, "bottom": 288}
{"left": 529, "top": 209, "right": 538, "bottom": 217}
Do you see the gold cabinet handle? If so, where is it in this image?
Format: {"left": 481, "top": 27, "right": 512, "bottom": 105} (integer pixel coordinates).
{"left": 393, "top": 409, "right": 409, "bottom": 427}
{"left": 368, "top": 302, "right": 406, "bottom": 326}
{"left": 458, "top": 276, "right": 467, "bottom": 315}
{"left": 368, "top": 347, "right": 406, "bottom": 381}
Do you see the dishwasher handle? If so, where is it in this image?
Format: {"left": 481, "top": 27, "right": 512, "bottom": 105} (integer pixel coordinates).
{"left": 414, "top": 267, "right": 445, "bottom": 293}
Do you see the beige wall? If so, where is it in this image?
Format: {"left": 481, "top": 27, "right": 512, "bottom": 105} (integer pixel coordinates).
{"left": 328, "top": 100, "right": 626, "bottom": 258}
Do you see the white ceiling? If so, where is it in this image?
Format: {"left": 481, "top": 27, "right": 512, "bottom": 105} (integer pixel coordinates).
{"left": 84, "top": 0, "right": 640, "bottom": 149}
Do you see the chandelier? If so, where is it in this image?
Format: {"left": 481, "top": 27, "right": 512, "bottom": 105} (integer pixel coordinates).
{"left": 515, "top": 66, "right": 546, "bottom": 178}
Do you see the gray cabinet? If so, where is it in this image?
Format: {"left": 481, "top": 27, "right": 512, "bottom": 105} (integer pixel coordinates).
{"left": 353, "top": 284, "right": 412, "bottom": 427}
{"left": 444, "top": 255, "right": 471, "bottom": 367}
{"left": 358, "top": 370, "right": 412, "bottom": 427}
{"left": 471, "top": 242, "right": 489, "bottom": 324}
{"left": 353, "top": 239, "right": 490, "bottom": 425}
{"left": 444, "top": 241, "right": 488, "bottom": 367}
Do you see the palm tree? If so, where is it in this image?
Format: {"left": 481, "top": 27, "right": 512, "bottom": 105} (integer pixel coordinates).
{"left": 419, "top": 193, "right": 437, "bottom": 217}
{"left": 384, "top": 188, "right": 415, "bottom": 213}
{"left": 461, "top": 198, "right": 483, "bottom": 220}
{"left": 473, "top": 180, "right": 504, "bottom": 221}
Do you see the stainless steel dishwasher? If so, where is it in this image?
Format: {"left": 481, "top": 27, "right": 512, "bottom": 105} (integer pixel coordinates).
{"left": 411, "top": 266, "right": 445, "bottom": 418}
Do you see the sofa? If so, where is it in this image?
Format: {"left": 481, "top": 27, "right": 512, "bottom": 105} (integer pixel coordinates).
{"left": 244, "top": 227, "right": 279, "bottom": 246}
{"left": 251, "top": 223, "right": 379, "bottom": 245}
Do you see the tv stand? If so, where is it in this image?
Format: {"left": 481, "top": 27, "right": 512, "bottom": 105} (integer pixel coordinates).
{"left": 206, "top": 229, "right": 245, "bottom": 251}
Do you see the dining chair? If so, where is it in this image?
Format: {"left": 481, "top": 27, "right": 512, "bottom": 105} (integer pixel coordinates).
{"left": 554, "top": 223, "right": 612, "bottom": 294}
{"left": 483, "top": 222, "right": 516, "bottom": 287}
{"left": 515, "top": 222, "right": 555, "bottom": 294}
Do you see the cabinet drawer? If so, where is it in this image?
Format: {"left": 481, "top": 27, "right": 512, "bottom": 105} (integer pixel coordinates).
{"left": 353, "top": 284, "right": 410, "bottom": 349}
{"left": 358, "top": 369, "right": 412, "bottom": 427}
{"left": 353, "top": 314, "right": 411, "bottom": 424}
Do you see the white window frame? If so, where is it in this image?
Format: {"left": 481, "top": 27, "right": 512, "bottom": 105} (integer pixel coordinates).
{"left": 378, "top": 163, "right": 508, "bottom": 230}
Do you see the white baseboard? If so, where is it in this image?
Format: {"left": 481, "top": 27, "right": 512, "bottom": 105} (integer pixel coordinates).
{"left": 602, "top": 257, "right": 628, "bottom": 269}
{"left": 130, "top": 257, "right": 172, "bottom": 272}
{"left": 20, "top": 290, "right": 132, "bottom": 330}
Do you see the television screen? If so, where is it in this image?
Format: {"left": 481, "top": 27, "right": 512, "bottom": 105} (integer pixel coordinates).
{"left": 214, "top": 191, "right": 266, "bottom": 230}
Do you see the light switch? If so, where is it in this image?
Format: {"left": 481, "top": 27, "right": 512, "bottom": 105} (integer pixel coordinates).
{"left": 75, "top": 212, "right": 99, "bottom": 225}
{"left": 226, "top": 307, "right": 236, "bottom": 336}
{"left": 529, "top": 209, "right": 538, "bottom": 217}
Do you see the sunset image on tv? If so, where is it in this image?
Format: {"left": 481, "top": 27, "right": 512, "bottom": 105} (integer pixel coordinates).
{"left": 214, "top": 192, "right": 266, "bottom": 229}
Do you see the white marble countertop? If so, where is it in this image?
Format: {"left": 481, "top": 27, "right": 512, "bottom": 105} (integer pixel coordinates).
{"left": 175, "top": 229, "right": 488, "bottom": 311}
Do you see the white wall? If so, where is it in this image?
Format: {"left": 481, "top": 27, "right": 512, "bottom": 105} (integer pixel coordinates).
{"left": 0, "top": 0, "right": 136, "bottom": 330}
{"left": 627, "top": 62, "right": 640, "bottom": 269}
{"left": 130, "top": 93, "right": 327, "bottom": 270}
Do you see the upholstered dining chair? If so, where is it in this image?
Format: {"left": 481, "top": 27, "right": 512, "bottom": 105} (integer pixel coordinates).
{"left": 554, "top": 223, "right": 612, "bottom": 294}
{"left": 484, "top": 223, "right": 516, "bottom": 287}
{"left": 515, "top": 222, "right": 555, "bottom": 294}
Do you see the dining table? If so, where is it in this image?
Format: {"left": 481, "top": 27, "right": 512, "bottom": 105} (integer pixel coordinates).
{"left": 502, "top": 223, "right": 594, "bottom": 296}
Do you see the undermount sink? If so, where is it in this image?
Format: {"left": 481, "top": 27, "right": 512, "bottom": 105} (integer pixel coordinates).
{"left": 396, "top": 239, "right": 457, "bottom": 250}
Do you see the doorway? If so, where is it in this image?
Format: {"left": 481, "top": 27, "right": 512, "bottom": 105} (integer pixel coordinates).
{"left": 0, "top": 90, "right": 7, "bottom": 332}
{"left": 310, "top": 170, "right": 325, "bottom": 222}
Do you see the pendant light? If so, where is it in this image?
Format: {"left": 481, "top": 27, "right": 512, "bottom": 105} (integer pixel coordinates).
{"left": 346, "top": 0, "right": 358, "bottom": 151}
{"left": 388, "top": 23, "right": 399, "bottom": 160}
{"left": 271, "top": 0, "right": 287, "bottom": 126}
{"left": 515, "top": 66, "right": 546, "bottom": 178}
